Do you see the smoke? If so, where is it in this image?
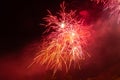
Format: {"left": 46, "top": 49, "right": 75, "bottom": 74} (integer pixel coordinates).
{"left": 0, "top": 0, "right": 120, "bottom": 80}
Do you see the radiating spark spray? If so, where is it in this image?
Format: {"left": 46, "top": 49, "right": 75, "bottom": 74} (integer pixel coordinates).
{"left": 105, "top": 0, "right": 120, "bottom": 23}
{"left": 91, "top": 0, "right": 120, "bottom": 23}
{"left": 91, "top": 0, "right": 108, "bottom": 4}
{"left": 31, "top": 2, "right": 91, "bottom": 74}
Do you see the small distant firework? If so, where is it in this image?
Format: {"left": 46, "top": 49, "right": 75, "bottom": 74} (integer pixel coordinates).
{"left": 105, "top": 0, "right": 120, "bottom": 23}
{"left": 91, "top": 0, "right": 120, "bottom": 23}
{"left": 91, "top": 0, "right": 108, "bottom": 4}
{"left": 31, "top": 2, "right": 91, "bottom": 74}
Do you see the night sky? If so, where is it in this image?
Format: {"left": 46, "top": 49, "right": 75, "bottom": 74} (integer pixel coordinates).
{"left": 0, "top": 0, "right": 120, "bottom": 80}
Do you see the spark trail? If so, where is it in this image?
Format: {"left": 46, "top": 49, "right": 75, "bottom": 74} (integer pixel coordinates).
{"left": 91, "top": 0, "right": 108, "bottom": 4}
{"left": 91, "top": 0, "right": 120, "bottom": 23}
{"left": 31, "top": 2, "right": 92, "bottom": 74}
{"left": 105, "top": 0, "right": 120, "bottom": 23}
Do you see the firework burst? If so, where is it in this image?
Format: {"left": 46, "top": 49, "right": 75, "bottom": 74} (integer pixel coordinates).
{"left": 31, "top": 2, "right": 91, "bottom": 74}
{"left": 105, "top": 0, "right": 120, "bottom": 23}
{"left": 91, "top": 0, "right": 120, "bottom": 23}
{"left": 91, "top": 0, "right": 108, "bottom": 4}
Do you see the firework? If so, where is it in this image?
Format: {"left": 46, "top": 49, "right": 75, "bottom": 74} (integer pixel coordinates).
{"left": 91, "top": 0, "right": 108, "bottom": 4}
{"left": 91, "top": 0, "right": 120, "bottom": 23}
{"left": 105, "top": 0, "right": 120, "bottom": 23}
{"left": 31, "top": 2, "right": 91, "bottom": 74}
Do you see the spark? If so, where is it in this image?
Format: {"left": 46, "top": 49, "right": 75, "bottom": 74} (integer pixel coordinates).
{"left": 60, "top": 22, "right": 65, "bottom": 28}
{"left": 31, "top": 2, "right": 91, "bottom": 74}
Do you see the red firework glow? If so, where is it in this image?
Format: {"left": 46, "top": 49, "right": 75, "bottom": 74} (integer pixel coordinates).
{"left": 92, "top": 0, "right": 120, "bottom": 23}
{"left": 30, "top": 2, "right": 92, "bottom": 74}
{"left": 91, "top": 0, "right": 108, "bottom": 4}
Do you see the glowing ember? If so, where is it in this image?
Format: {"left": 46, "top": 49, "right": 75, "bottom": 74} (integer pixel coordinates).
{"left": 60, "top": 22, "right": 65, "bottom": 28}
{"left": 31, "top": 2, "right": 91, "bottom": 74}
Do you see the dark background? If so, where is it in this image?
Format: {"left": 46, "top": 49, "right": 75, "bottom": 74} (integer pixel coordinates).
{"left": 0, "top": 0, "right": 120, "bottom": 80}
{"left": 0, "top": 0, "right": 102, "bottom": 55}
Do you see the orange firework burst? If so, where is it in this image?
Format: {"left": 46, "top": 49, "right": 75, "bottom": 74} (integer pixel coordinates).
{"left": 31, "top": 2, "right": 91, "bottom": 74}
